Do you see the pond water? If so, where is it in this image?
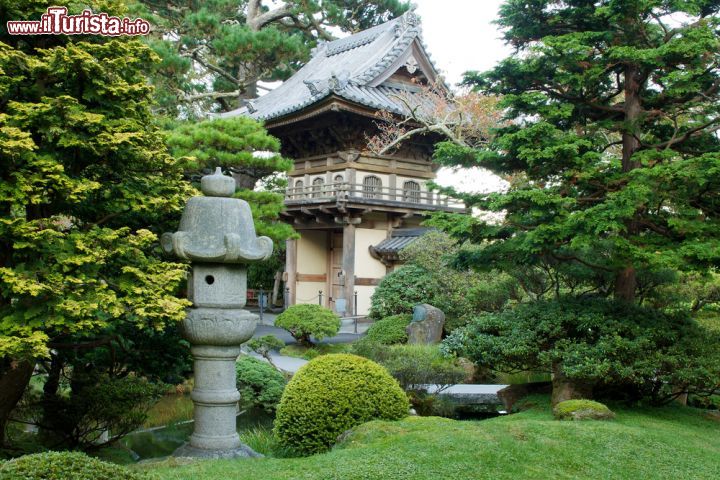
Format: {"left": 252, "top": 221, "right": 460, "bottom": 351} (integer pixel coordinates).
{"left": 122, "top": 407, "right": 274, "bottom": 460}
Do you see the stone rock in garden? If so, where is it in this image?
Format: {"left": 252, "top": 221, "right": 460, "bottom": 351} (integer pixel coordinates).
{"left": 552, "top": 399, "right": 615, "bottom": 421}
{"left": 406, "top": 304, "right": 445, "bottom": 344}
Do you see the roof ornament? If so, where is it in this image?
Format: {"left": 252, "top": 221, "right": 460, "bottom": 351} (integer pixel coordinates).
{"left": 328, "top": 70, "right": 350, "bottom": 92}
{"left": 303, "top": 79, "right": 325, "bottom": 96}
{"left": 394, "top": 10, "right": 420, "bottom": 37}
{"left": 310, "top": 40, "right": 327, "bottom": 57}
{"left": 405, "top": 55, "right": 419, "bottom": 74}
{"left": 242, "top": 100, "right": 257, "bottom": 114}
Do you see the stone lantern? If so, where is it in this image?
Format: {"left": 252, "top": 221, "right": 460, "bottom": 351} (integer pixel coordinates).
{"left": 162, "top": 167, "right": 273, "bottom": 458}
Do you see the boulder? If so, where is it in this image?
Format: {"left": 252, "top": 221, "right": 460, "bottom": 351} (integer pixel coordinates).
{"left": 406, "top": 304, "right": 445, "bottom": 344}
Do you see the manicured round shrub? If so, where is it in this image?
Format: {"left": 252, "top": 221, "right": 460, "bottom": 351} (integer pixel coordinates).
{"left": 365, "top": 314, "right": 412, "bottom": 344}
{"left": 274, "top": 353, "right": 409, "bottom": 455}
{"left": 0, "top": 451, "right": 147, "bottom": 480}
{"left": 553, "top": 399, "right": 616, "bottom": 421}
{"left": 236, "top": 355, "right": 286, "bottom": 412}
{"left": 275, "top": 304, "right": 340, "bottom": 346}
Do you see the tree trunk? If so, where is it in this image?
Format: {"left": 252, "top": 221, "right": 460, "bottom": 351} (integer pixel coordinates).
{"left": 0, "top": 359, "right": 34, "bottom": 446}
{"left": 615, "top": 63, "right": 644, "bottom": 303}
{"left": 551, "top": 362, "right": 591, "bottom": 406}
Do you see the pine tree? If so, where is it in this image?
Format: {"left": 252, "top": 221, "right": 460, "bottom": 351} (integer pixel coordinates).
{"left": 433, "top": 0, "right": 720, "bottom": 302}
{"left": 166, "top": 116, "right": 295, "bottom": 243}
{"left": 130, "top": 0, "right": 410, "bottom": 116}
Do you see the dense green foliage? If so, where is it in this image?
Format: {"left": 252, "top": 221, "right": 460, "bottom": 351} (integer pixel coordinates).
{"left": 235, "top": 355, "right": 286, "bottom": 413}
{"left": 21, "top": 375, "right": 166, "bottom": 449}
{"left": 369, "top": 265, "right": 435, "bottom": 320}
{"left": 0, "top": 0, "right": 193, "bottom": 446}
{"left": 369, "top": 232, "right": 518, "bottom": 330}
{"left": 165, "top": 116, "right": 294, "bottom": 243}
{"left": 149, "top": 396, "right": 720, "bottom": 479}
{"left": 365, "top": 314, "right": 412, "bottom": 345}
{"left": 353, "top": 343, "right": 467, "bottom": 393}
{"left": 0, "top": 451, "right": 147, "bottom": 480}
{"left": 553, "top": 399, "right": 615, "bottom": 421}
{"left": 274, "top": 304, "right": 340, "bottom": 346}
{"left": 273, "top": 354, "right": 408, "bottom": 455}
{"left": 429, "top": 1, "right": 720, "bottom": 303}
{"left": 442, "top": 298, "right": 720, "bottom": 404}
{"left": 130, "top": 0, "right": 410, "bottom": 115}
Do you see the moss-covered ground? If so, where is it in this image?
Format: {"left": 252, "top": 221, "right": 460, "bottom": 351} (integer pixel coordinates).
{"left": 144, "top": 396, "right": 720, "bottom": 479}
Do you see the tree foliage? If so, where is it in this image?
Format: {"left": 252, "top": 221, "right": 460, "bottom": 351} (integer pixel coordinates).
{"left": 274, "top": 304, "right": 340, "bottom": 346}
{"left": 429, "top": 0, "right": 720, "bottom": 303}
{"left": 165, "top": 116, "right": 294, "bottom": 243}
{"left": 0, "top": 0, "right": 192, "bottom": 445}
{"left": 369, "top": 231, "right": 519, "bottom": 328}
{"left": 130, "top": 0, "right": 410, "bottom": 115}
{"left": 442, "top": 298, "right": 720, "bottom": 405}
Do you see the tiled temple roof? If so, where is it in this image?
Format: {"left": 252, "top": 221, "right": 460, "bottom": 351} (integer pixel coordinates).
{"left": 218, "top": 11, "right": 441, "bottom": 123}
{"left": 369, "top": 228, "right": 432, "bottom": 263}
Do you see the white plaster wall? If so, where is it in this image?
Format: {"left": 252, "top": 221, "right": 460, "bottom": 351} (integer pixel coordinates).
{"left": 296, "top": 281, "right": 325, "bottom": 305}
{"left": 297, "top": 230, "right": 326, "bottom": 275}
{"left": 354, "top": 228, "right": 388, "bottom": 278}
{"left": 355, "top": 285, "right": 376, "bottom": 316}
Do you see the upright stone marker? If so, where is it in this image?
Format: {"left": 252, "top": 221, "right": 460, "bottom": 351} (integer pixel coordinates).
{"left": 162, "top": 167, "right": 273, "bottom": 458}
{"left": 406, "top": 304, "right": 445, "bottom": 344}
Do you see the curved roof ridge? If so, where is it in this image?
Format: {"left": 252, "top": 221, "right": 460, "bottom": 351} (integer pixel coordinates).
{"left": 216, "top": 10, "right": 442, "bottom": 123}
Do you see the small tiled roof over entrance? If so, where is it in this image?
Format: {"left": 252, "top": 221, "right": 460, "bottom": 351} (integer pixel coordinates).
{"left": 219, "top": 11, "right": 441, "bottom": 124}
{"left": 369, "top": 228, "right": 432, "bottom": 264}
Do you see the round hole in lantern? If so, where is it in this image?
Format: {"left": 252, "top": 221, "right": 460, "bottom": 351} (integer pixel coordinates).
{"left": 205, "top": 275, "right": 215, "bottom": 285}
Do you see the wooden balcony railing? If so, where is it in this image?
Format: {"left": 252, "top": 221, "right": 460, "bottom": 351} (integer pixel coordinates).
{"left": 284, "top": 182, "right": 465, "bottom": 209}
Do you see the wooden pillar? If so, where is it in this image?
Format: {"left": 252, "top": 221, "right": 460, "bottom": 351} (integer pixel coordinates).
{"left": 389, "top": 173, "right": 397, "bottom": 200}
{"left": 342, "top": 222, "right": 356, "bottom": 316}
{"left": 346, "top": 168, "right": 356, "bottom": 197}
{"left": 285, "top": 237, "right": 297, "bottom": 305}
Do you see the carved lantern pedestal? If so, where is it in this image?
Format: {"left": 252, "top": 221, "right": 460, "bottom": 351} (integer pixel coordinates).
{"left": 162, "top": 168, "right": 273, "bottom": 459}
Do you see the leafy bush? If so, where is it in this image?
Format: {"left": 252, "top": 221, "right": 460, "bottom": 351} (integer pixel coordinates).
{"left": 365, "top": 314, "right": 412, "bottom": 344}
{"left": 369, "top": 265, "right": 436, "bottom": 320}
{"left": 553, "top": 400, "right": 615, "bottom": 421}
{"left": 246, "top": 335, "right": 286, "bottom": 370}
{"left": 25, "top": 374, "right": 166, "bottom": 450}
{"left": 274, "top": 304, "right": 340, "bottom": 346}
{"left": 442, "top": 297, "right": 720, "bottom": 405}
{"left": 236, "top": 355, "right": 286, "bottom": 413}
{"left": 354, "top": 343, "right": 467, "bottom": 392}
{"left": 0, "top": 451, "right": 148, "bottom": 479}
{"left": 274, "top": 354, "right": 408, "bottom": 455}
{"left": 278, "top": 343, "right": 350, "bottom": 360}
{"left": 369, "top": 232, "right": 519, "bottom": 329}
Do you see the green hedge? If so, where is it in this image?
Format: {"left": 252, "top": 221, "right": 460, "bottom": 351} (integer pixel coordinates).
{"left": 0, "top": 451, "right": 148, "bottom": 480}
{"left": 236, "top": 355, "right": 286, "bottom": 413}
{"left": 274, "top": 353, "right": 409, "bottom": 455}
{"left": 275, "top": 304, "right": 340, "bottom": 345}
{"left": 365, "top": 314, "right": 412, "bottom": 345}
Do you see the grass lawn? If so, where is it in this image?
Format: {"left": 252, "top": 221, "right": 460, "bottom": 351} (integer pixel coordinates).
{"left": 143, "top": 396, "right": 720, "bottom": 480}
